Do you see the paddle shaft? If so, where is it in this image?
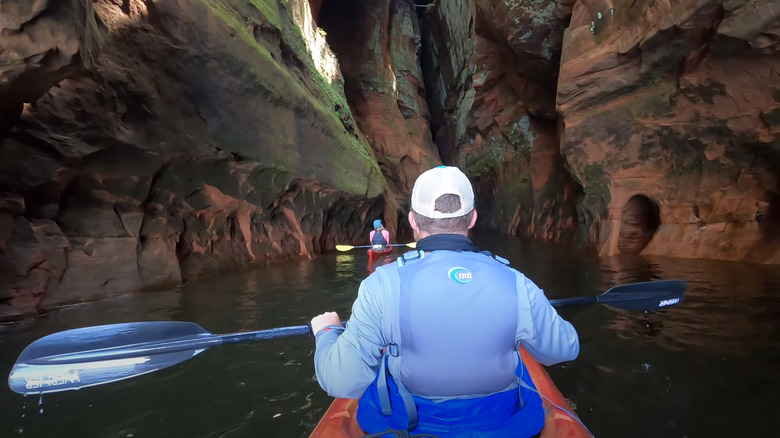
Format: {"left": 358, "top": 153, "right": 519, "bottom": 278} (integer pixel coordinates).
{"left": 15, "top": 280, "right": 683, "bottom": 365}
{"left": 8, "top": 279, "right": 685, "bottom": 395}
{"left": 37, "top": 325, "right": 312, "bottom": 365}
{"left": 549, "top": 296, "right": 595, "bottom": 307}
{"left": 221, "top": 325, "right": 311, "bottom": 343}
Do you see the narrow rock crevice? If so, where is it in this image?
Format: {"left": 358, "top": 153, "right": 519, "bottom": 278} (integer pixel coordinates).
{"left": 318, "top": 0, "right": 439, "bottom": 197}
{"left": 414, "top": 0, "right": 475, "bottom": 165}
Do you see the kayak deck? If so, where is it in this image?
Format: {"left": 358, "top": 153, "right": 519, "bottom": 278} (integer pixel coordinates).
{"left": 309, "top": 348, "right": 590, "bottom": 437}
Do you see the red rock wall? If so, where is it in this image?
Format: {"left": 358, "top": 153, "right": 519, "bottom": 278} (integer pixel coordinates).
{"left": 558, "top": 0, "right": 780, "bottom": 262}
{"left": 466, "top": 1, "right": 580, "bottom": 240}
{"left": 466, "top": 35, "right": 580, "bottom": 240}
{"left": 475, "top": 0, "right": 574, "bottom": 95}
{"left": 419, "top": 0, "right": 478, "bottom": 165}
{"left": 317, "top": 0, "right": 448, "bottom": 235}
{"left": 0, "top": 0, "right": 103, "bottom": 136}
{"left": 318, "top": 1, "right": 442, "bottom": 192}
{"left": 3, "top": 0, "right": 779, "bottom": 322}
{"left": 0, "top": 0, "right": 386, "bottom": 320}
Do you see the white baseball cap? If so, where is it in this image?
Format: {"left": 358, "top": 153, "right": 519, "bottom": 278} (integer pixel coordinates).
{"left": 411, "top": 166, "right": 475, "bottom": 219}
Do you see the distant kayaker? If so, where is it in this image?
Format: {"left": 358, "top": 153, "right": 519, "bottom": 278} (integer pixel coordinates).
{"left": 369, "top": 219, "right": 390, "bottom": 249}
{"left": 310, "top": 166, "right": 580, "bottom": 437}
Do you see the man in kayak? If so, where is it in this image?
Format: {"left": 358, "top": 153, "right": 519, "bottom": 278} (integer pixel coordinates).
{"left": 369, "top": 219, "right": 390, "bottom": 249}
{"left": 310, "top": 166, "right": 580, "bottom": 437}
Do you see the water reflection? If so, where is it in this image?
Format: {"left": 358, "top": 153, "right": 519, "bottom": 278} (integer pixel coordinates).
{"left": 367, "top": 252, "right": 395, "bottom": 274}
{"left": 0, "top": 232, "right": 778, "bottom": 438}
{"left": 598, "top": 254, "right": 780, "bottom": 357}
{"left": 335, "top": 254, "right": 355, "bottom": 278}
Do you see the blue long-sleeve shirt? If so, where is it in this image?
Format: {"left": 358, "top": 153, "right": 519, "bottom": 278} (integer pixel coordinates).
{"left": 314, "top": 251, "right": 579, "bottom": 400}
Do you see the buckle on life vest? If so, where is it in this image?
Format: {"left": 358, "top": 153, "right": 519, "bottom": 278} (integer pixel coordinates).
{"left": 493, "top": 254, "right": 510, "bottom": 265}
{"left": 387, "top": 343, "right": 399, "bottom": 357}
{"left": 397, "top": 250, "right": 425, "bottom": 266}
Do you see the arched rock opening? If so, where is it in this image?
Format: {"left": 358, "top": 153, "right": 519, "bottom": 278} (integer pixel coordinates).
{"left": 617, "top": 195, "right": 661, "bottom": 254}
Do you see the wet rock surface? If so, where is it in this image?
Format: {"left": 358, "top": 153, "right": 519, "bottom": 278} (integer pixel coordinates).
{"left": 0, "top": 0, "right": 385, "bottom": 319}
{"left": 1, "top": 0, "right": 778, "bottom": 320}
{"left": 558, "top": 0, "right": 780, "bottom": 262}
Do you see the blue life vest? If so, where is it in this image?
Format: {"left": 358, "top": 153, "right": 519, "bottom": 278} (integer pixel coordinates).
{"left": 372, "top": 230, "right": 388, "bottom": 246}
{"left": 356, "top": 250, "right": 545, "bottom": 437}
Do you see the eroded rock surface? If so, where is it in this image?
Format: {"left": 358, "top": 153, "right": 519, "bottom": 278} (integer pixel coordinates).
{"left": 465, "top": 35, "right": 580, "bottom": 241}
{"left": 419, "top": 0, "right": 477, "bottom": 165}
{"left": 0, "top": 0, "right": 385, "bottom": 320}
{"left": 464, "top": 1, "right": 580, "bottom": 240}
{"left": 0, "top": 0, "right": 103, "bottom": 136}
{"left": 318, "top": 0, "right": 442, "bottom": 222}
{"left": 475, "top": 0, "right": 574, "bottom": 94}
{"left": 558, "top": 0, "right": 780, "bottom": 262}
{"left": 3, "top": 0, "right": 780, "bottom": 322}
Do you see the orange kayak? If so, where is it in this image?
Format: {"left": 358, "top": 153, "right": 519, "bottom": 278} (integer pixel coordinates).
{"left": 310, "top": 348, "right": 590, "bottom": 437}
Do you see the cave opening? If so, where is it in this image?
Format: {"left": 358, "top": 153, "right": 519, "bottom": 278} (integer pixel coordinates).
{"left": 617, "top": 195, "right": 661, "bottom": 254}
{"left": 757, "top": 190, "right": 780, "bottom": 241}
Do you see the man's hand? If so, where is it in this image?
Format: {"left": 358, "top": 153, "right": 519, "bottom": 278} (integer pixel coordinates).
{"left": 310, "top": 311, "right": 342, "bottom": 335}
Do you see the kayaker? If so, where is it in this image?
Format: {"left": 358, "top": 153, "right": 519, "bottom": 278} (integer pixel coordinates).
{"left": 369, "top": 219, "right": 390, "bottom": 249}
{"left": 310, "top": 166, "right": 580, "bottom": 438}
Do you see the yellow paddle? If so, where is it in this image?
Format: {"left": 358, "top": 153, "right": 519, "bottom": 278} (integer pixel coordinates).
{"left": 335, "top": 242, "right": 417, "bottom": 251}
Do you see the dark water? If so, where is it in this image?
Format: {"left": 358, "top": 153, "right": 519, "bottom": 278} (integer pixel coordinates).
{"left": 1, "top": 232, "right": 779, "bottom": 438}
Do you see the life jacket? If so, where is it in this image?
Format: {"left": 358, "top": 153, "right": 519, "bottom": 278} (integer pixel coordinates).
{"left": 372, "top": 230, "right": 388, "bottom": 246}
{"left": 356, "top": 250, "right": 545, "bottom": 437}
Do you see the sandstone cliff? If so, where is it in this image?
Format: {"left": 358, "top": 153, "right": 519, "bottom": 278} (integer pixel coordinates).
{"left": 0, "top": 0, "right": 391, "bottom": 319}
{"left": 465, "top": 0, "right": 581, "bottom": 241}
{"left": 1, "top": 0, "right": 779, "bottom": 320}
{"left": 558, "top": 0, "right": 780, "bottom": 262}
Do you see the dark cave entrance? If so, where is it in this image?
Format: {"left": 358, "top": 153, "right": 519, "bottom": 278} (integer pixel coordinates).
{"left": 757, "top": 190, "right": 780, "bottom": 241}
{"left": 761, "top": 190, "right": 780, "bottom": 222}
{"left": 617, "top": 195, "right": 661, "bottom": 254}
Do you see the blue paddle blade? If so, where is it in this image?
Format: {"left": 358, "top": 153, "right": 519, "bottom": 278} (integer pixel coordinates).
{"left": 8, "top": 322, "right": 215, "bottom": 395}
{"left": 597, "top": 280, "right": 687, "bottom": 311}
{"left": 9, "top": 348, "right": 206, "bottom": 395}
{"left": 7, "top": 321, "right": 313, "bottom": 396}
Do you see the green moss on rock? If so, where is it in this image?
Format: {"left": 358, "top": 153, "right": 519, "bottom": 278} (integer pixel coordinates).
{"left": 199, "top": 0, "right": 385, "bottom": 196}
{"left": 582, "top": 162, "right": 611, "bottom": 216}
{"left": 466, "top": 139, "right": 507, "bottom": 178}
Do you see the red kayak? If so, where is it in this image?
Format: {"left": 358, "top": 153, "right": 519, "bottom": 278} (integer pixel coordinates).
{"left": 367, "top": 246, "right": 393, "bottom": 260}
{"left": 309, "top": 347, "right": 591, "bottom": 437}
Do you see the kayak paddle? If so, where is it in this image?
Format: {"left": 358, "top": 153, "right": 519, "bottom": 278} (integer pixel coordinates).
{"left": 8, "top": 323, "right": 312, "bottom": 396}
{"left": 7, "top": 279, "right": 685, "bottom": 395}
{"left": 336, "top": 242, "right": 417, "bottom": 251}
{"left": 549, "top": 279, "right": 686, "bottom": 311}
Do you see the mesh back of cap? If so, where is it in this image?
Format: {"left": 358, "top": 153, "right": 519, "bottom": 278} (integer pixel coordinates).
{"left": 411, "top": 166, "right": 474, "bottom": 219}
